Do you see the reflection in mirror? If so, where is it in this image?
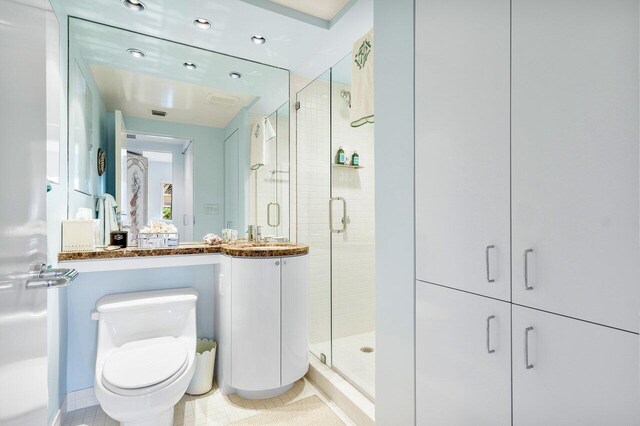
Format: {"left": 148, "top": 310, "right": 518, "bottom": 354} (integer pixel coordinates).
{"left": 67, "top": 18, "right": 289, "bottom": 246}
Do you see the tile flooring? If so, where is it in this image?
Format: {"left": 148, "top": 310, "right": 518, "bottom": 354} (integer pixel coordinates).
{"left": 61, "top": 378, "right": 354, "bottom": 426}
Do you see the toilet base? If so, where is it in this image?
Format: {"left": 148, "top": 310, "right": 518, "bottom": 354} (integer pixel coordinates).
{"left": 121, "top": 407, "right": 174, "bottom": 426}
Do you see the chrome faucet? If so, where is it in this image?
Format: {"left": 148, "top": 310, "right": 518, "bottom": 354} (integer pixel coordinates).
{"left": 256, "top": 226, "right": 262, "bottom": 243}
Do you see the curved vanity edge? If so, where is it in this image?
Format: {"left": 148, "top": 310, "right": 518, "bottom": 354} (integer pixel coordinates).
{"left": 220, "top": 244, "right": 309, "bottom": 258}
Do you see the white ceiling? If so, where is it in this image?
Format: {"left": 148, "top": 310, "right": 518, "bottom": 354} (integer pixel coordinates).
{"left": 268, "top": 0, "right": 350, "bottom": 21}
{"left": 59, "top": 0, "right": 373, "bottom": 78}
{"left": 89, "top": 64, "right": 256, "bottom": 128}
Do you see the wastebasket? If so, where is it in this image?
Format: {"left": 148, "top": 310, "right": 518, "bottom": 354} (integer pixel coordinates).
{"left": 186, "top": 338, "right": 217, "bottom": 395}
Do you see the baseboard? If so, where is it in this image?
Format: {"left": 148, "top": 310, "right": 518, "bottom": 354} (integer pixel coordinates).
{"left": 305, "top": 356, "right": 375, "bottom": 426}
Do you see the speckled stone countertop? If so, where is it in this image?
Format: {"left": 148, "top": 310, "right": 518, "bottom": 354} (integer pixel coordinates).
{"left": 58, "top": 242, "right": 309, "bottom": 262}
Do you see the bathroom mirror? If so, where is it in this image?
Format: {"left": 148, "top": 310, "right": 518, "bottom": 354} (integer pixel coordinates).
{"left": 67, "top": 18, "right": 290, "bottom": 244}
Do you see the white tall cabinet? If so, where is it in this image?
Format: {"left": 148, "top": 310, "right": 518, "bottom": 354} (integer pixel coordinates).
{"left": 511, "top": 0, "right": 640, "bottom": 333}
{"left": 415, "top": 0, "right": 640, "bottom": 423}
{"left": 415, "top": 0, "right": 511, "bottom": 302}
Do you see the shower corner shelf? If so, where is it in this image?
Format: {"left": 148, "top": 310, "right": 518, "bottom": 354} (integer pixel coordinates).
{"left": 333, "top": 164, "right": 364, "bottom": 169}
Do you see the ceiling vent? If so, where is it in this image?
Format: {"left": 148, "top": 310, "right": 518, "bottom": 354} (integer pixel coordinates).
{"left": 126, "top": 133, "right": 137, "bottom": 139}
{"left": 206, "top": 93, "right": 240, "bottom": 106}
{"left": 151, "top": 109, "right": 167, "bottom": 117}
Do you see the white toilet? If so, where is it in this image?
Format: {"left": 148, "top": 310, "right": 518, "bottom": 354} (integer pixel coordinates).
{"left": 92, "top": 288, "right": 198, "bottom": 426}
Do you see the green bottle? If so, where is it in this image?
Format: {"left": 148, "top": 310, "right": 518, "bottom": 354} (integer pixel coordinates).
{"left": 336, "top": 146, "right": 345, "bottom": 165}
{"left": 351, "top": 151, "right": 360, "bottom": 167}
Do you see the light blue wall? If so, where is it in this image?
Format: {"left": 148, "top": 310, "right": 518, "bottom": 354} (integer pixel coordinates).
{"left": 374, "top": 0, "right": 416, "bottom": 424}
{"left": 66, "top": 266, "right": 216, "bottom": 393}
{"left": 224, "top": 108, "right": 250, "bottom": 233}
{"left": 119, "top": 116, "right": 227, "bottom": 239}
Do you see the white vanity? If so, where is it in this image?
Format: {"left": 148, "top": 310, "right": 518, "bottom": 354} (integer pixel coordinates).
{"left": 216, "top": 253, "right": 309, "bottom": 399}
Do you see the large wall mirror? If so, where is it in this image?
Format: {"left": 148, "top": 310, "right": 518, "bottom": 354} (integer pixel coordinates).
{"left": 67, "top": 18, "right": 290, "bottom": 244}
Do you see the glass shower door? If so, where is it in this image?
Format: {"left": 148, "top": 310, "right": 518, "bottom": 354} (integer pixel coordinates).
{"left": 330, "top": 54, "right": 376, "bottom": 400}
{"left": 296, "top": 71, "right": 332, "bottom": 365}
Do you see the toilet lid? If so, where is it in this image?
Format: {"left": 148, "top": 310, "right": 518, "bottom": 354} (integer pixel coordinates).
{"left": 102, "top": 336, "right": 188, "bottom": 390}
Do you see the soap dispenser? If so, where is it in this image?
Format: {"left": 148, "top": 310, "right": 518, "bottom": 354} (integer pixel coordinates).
{"left": 351, "top": 151, "right": 360, "bottom": 167}
{"left": 335, "top": 146, "right": 345, "bottom": 165}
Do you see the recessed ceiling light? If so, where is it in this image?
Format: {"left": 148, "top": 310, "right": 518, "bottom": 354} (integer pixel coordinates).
{"left": 183, "top": 62, "right": 197, "bottom": 70}
{"left": 123, "top": 0, "right": 145, "bottom": 11}
{"left": 126, "top": 48, "right": 146, "bottom": 58}
{"left": 251, "top": 35, "right": 266, "bottom": 45}
{"left": 193, "top": 18, "right": 212, "bottom": 29}
{"left": 229, "top": 72, "right": 243, "bottom": 79}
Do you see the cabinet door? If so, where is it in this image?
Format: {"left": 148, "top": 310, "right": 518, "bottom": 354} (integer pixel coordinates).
{"left": 512, "top": 305, "right": 640, "bottom": 425}
{"left": 231, "top": 257, "right": 281, "bottom": 390}
{"left": 415, "top": 0, "right": 511, "bottom": 301}
{"left": 281, "top": 255, "right": 309, "bottom": 386}
{"left": 512, "top": 0, "right": 640, "bottom": 332}
{"left": 416, "top": 282, "right": 511, "bottom": 425}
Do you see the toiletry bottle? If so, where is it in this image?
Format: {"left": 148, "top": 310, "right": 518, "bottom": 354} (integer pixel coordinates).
{"left": 336, "top": 146, "right": 345, "bottom": 165}
{"left": 351, "top": 151, "right": 360, "bottom": 167}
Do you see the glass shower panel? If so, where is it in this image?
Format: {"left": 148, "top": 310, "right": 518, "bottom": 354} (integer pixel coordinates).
{"left": 296, "top": 71, "right": 332, "bottom": 365}
{"left": 330, "top": 53, "right": 376, "bottom": 400}
{"left": 261, "top": 111, "right": 278, "bottom": 236}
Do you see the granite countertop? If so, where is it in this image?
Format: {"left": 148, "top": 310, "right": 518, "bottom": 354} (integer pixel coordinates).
{"left": 58, "top": 242, "right": 309, "bottom": 262}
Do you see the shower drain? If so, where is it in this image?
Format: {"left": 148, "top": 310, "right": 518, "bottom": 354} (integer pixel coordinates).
{"left": 360, "top": 346, "right": 374, "bottom": 353}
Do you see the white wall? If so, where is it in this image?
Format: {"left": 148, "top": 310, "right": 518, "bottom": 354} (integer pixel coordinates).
{"left": 374, "top": 0, "right": 416, "bottom": 424}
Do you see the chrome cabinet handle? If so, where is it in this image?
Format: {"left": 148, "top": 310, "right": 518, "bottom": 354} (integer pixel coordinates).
{"left": 267, "top": 202, "right": 281, "bottom": 227}
{"left": 486, "top": 315, "right": 496, "bottom": 354}
{"left": 524, "top": 249, "right": 534, "bottom": 290}
{"left": 329, "top": 197, "right": 348, "bottom": 233}
{"left": 485, "top": 245, "right": 496, "bottom": 283}
{"left": 524, "top": 326, "right": 534, "bottom": 369}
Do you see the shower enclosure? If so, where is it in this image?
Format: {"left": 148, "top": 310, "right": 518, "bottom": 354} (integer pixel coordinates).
{"left": 296, "top": 54, "right": 376, "bottom": 400}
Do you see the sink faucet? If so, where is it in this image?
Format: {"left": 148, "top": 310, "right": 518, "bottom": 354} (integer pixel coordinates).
{"left": 256, "top": 226, "right": 262, "bottom": 243}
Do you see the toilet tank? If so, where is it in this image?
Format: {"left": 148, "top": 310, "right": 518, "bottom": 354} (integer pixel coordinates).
{"left": 94, "top": 288, "right": 198, "bottom": 347}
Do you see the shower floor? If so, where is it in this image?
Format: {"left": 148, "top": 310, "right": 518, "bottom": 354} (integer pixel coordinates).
{"left": 310, "top": 331, "right": 375, "bottom": 400}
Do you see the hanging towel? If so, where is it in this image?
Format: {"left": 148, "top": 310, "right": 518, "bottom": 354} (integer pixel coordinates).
{"left": 96, "top": 194, "right": 119, "bottom": 245}
{"left": 350, "top": 28, "right": 374, "bottom": 127}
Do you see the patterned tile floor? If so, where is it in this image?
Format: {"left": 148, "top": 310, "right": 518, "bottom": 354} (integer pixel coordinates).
{"left": 61, "top": 378, "right": 354, "bottom": 426}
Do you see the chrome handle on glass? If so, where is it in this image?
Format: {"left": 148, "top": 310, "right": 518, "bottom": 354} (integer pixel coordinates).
{"left": 524, "top": 249, "right": 534, "bottom": 290}
{"left": 329, "top": 197, "right": 348, "bottom": 233}
{"left": 26, "top": 263, "right": 78, "bottom": 290}
{"left": 486, "top": 315, "right": 496, "bottom": 354}
{"left": 524, "top": 326, "right": 534, "bottom": 369}
{"left": 485, "top": 245, "right": 495, "bottom": 283}
{"left": 267, "top": 202, "right": 281, "bottom": 227}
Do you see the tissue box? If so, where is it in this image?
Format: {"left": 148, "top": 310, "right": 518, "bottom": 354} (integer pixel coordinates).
{"left": 62, "top": 220, "right": 97, "bottom": 252}
{"left": 137, "top": 232, "right": 179, "bottom": 249}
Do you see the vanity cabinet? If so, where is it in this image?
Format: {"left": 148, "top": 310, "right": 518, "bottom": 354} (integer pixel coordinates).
{"left": 416, "top": 282, "right": 511, "bottom": 426}
{"left": 227, "top": 255, "right": 309, "bottom": 393}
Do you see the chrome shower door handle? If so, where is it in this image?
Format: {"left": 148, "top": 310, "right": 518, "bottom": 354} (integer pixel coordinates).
{"left": 329, "top": 197, "right": 347, "bottom": 233}
{"left": 486, "top": 315, "right": 496, "bottom": 354}
{"left": 267, "top": 203, "right": 281, "bottom": 227}
{"left": 524, "top": 326, "right": 534, "bottom": 369}
{"left": 524, "top": 249, "right": 534, "bottom": 290}
{"left": 485, "top": 245, "right": 496, "bottom": 283}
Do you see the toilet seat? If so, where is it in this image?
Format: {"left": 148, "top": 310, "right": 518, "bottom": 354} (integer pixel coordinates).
{"left": 101, "top": 336, "right": 188, "bottom": 397}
